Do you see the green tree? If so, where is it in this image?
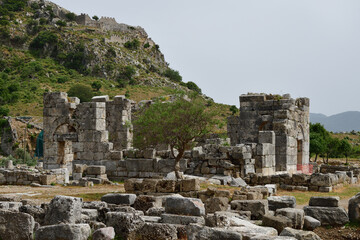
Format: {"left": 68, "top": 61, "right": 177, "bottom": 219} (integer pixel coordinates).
{"left": 92, "top": 15, "right": 99, "bottom": 21}
{"left": 339, "top": 139, "right": 352, "bottom": 164}
{"left": 56, "top": 20, "right": 67, "bottom": 28}
{"left": 309, "top": 132, "right": 326, "bottom": 162}
{"left": 186, "top": 81, "right": 202, "bottom": 93}
{"left": 325, "top": 137, "right": 341, "bottom": 163}
{"left": 229, "top": 105, "right": 238, "bottom": 115}
{"left": 0, "top": 106, "right": 9, "bottom": 117}
{"left": 65, "top": 12, "right": 77, "bottom": 21}
{"left": 91, "top": 81, "right": 102, "bottom": 91}
{"left": 124, "top": 39, "right": 140, "bottom": 50}
{"left": 164, "top": 68, "right": 182, "bottom": 82}
{"left": 134, "top": 96, "right": 214, "bottom": 179}
{"left": 67, "top": 84, "right": 93, "bottom": 102}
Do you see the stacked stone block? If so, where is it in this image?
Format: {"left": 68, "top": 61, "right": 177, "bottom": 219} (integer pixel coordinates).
{"left": 228, "top": 93, "right": 310, "bottom": 174}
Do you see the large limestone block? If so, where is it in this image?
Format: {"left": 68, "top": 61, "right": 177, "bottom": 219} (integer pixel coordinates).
{"left": 0, "top": 210, "right": 35, "bottom": 240}
{"left": 165, "top": 197, "right": 205, "bottom": 216}
{"left": 348, "top": 192, "right": 360, "bottom": 222}
{"left": 134, "top": 195, "right": 162, "bottom": 213}
{"left": 161, "top": 213, "right": 205, "bottom": 225}
{"left": 303, "top": 206, "right": 349, "bottom": 226}
{"left": 310, "top": 173, "right": 338, "bottom": 187}
{"left": 230, "top": 200, "right": 268, "bottom": 220}
{"left": 186, "top": 224, "right": 243, "bottom": 240}
{"left": 309, "top": 196, "right": 339, "bottom": 207}
{"left": 106, "top": 212, "right": 145, "bottom": 239}
{"left": 268, "top": 196, "right": 296, "bottom": 211}
{"left": 35, "top": 224, "right": 91, "bottom": 240}
{"left": 86, "top": 165, "right": 106, "bottom": 175}
{"left": 101, "top": 193, "right": 136, "bottom": 205}
{"left": 44, "top": 195, "right": 82, "bottom": 225}
{"left": 205, "top": 197, "right": 229, "bottom": 214}
{"left": 279, "top": 227, "right": 321, "bottom": 240}
{"left": 92, "top": 227, "right": 115, "bottom": 240}
{"left": 262, "top": 214, "right": 292, "bottom": 233}
{"left": 303, "top": 216, "right": 321, "bottom": 231}
{"left": 135, "top": 223, "right": 178, "bottom": 240}
{"left": 276, "top": 208, "right": 304, "bottom": 229}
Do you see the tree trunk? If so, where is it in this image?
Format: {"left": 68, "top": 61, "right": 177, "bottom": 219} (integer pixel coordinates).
{"left": 346, "top": 155, "right": 348, "bottom": 165}
{"left": 315, "top": 153, "right": 318, "bottom": 162}
{"left": 171, "top": 147, "right": 185, "bottom": 180}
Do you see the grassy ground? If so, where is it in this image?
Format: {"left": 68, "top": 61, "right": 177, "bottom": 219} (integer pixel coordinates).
{"left": 277, "top": 185, "right": 360, "bottom": 205}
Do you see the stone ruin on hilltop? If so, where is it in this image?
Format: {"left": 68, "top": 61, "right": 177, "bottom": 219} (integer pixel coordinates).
{"left": 42, "top": 92, "right": 310, "bottom": 180}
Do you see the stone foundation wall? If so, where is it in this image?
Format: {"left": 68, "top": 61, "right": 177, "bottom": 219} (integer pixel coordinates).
{"left": 0, "top": 167, "right": 69, "bottom": 185}
{"left": 244, "top": 172, "right": 355, "bottom": 192}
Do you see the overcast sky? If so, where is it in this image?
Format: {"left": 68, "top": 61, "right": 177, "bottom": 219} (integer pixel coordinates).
{"left": 51, "top": 0, "right": 360, "bottom": 116}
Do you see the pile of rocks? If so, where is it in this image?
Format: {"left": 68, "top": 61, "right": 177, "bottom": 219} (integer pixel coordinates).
{"left": 71, "top": 164, "right": 111, "bottom": 187}
{"left": 245, "top": 172, "right": 353, "bottom": 192}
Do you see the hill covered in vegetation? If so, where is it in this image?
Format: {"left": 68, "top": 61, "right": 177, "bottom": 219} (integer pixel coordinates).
{"left": 0, "top": 0, "right": 229, "bottom": 121}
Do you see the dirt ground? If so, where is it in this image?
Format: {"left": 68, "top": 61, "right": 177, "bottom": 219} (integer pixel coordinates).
{"left": 314, "top": 226, "right": 360, "bottom": 240}
{"left": 0, "top": 184, "right": 124, "bottom": 204}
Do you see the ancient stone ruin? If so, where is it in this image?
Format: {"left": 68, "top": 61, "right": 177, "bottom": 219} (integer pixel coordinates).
{"left": 228, "top": 93, "right": 310, "bottom": 174}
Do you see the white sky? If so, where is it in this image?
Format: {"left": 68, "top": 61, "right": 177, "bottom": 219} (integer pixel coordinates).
{"left": 51, "top": 0, "right": 360, "bottom": 116}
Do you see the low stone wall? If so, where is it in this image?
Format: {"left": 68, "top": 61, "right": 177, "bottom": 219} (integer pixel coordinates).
{"left": 244, "top": 172, "right": 355, "bottom": 192}
{"left": 320, "top": 164, "right": 360, "bottom": 177}
{"left": 0, "top": 167, "right": 69, "bottom": 185}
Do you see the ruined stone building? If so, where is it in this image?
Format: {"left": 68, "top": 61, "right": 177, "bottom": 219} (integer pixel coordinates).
{"left": 43, "top": 93, "right": 132, "bottom": 174}
{"left": 228, "top": 93, "right": 310, "bottom": 174}
{"left": 42, "top": 92, "right": 310, "bottom": 179}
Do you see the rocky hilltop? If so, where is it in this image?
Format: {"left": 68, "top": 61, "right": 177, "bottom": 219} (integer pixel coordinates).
{"left": 0, "top": 0, "right": 207, "bottom": 116}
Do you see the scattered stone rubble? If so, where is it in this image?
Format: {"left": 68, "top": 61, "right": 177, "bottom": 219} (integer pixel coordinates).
{"left": 3, "top": 179, "right": 360, "bottom": 240}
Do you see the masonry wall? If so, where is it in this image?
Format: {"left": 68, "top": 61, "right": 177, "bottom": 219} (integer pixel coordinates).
{"left": 228, "top": 94, "right": 310, "bottom": 174}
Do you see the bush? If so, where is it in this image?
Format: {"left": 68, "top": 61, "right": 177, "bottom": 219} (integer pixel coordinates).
{"left": 106, "top": 47, "right": 117, "bottom": 58}
{"left": 67, "top": 84, "right": 94, "bottom": 102}
{"left": 186, "top": 81, "right": 202, "bottom": 93}
{"left": 65, "top": 12, "right": 77, "bottom": 21}
{"left": 0, "top": 106, "right": 9, "bottom": 117}
{"left": 124, "top": 39, "right": 140, "bottom": 50}
{"left": 29, "top": 31, "right": 58, "bottom": 51}
{"left": 91, "top": 81, "right": 102, "bottom": 91}
{"left": 164, "top": 68, "right": 182, "bottom": 82}
{"left": 56, "top": 20, "right": 67, "bottom": 27}
{"left": 229, "top": 105, "right": 238, "bottom": 115}
{"left": 92, "top": 15, "right": 99, "bottom": 21}
{"left": 57, "top": 76, "right": 68, "bottom": 83}
{"left": 144, "top": 42, "right": 150, "bottom": 48}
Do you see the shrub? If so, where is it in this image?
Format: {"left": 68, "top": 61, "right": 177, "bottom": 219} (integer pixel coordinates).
{"left": 125, "top": 90, "right": 130, "bottom": 98}
{"left": 144, "top": 42, "right": 150, "bottom": 48}
{"left": 29, "top": 31, "right": 58, "bottom": 50}
{"left": 91, "top": 81, "right": 102, "bottom": 91}
{"left": 124, "top": 39, "right": 140, "bottom": 50}
{"left": 65, "top": 12, "right": 77, "bottom": 21}
{"left": 92, "top": 15, "right": 99, "bottom": 21}
{"left": 57, "top": 76, "right": 68, "bottom": 83}
{"left": 229, "top": 105, "right": 238, "bottom": 115}
{"left": 0, "top": 106, "right": 10, "bottom": 117}
{"left": 106, "top": 47, "right": 117, "bottom": 58}
{"left": 56, "top": 20, "right": 67, "bottom": 27}
{"left": 186, "top": 81, "right": 202, "bottom": 93}
{"left": 67, "top": 84, "right": 94, "bottom": 102}
{"left": 164, "top": 68, "right": 182, "bottom": 82}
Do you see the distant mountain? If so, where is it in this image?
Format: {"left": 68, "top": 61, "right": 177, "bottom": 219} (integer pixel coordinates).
{"left": 310, "top": 111, "right": 360, "bottom": 132}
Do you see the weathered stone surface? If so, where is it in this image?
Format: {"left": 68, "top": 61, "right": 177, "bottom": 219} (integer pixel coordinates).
{"left": 205, "top": 197, "right": 229, "bottom": 214}
{"left": 101, "top": 193, "right": 136, "bottom": 205}
{"left": 165, "top": 197, "right": 205, "bottom": 216}
{"left": 82, "top": 201, "right": 108, "bottom": 210}
{"left": 19, "top": 205, "right": 45, "bottom": 225}
{"left": 0, "top": 194, "right": 21, "bottom": 202}
{"left": 86, "top": 166, "right": 106, "bottom": 175}
{"left": 161, "top": 213, "right": 205, "bottom": 225}
{"left": 303, "top": 216, "right": 321, "bottom": 231}
{"left": 186, "top": 224, "right": 243, "bottom": 240}
{"left": 228, "top": 223, "right": 278, "bottom": 239}
{"left": 106, "top": 211, "right": 145, "bottom": 239}
{"left": 304, "top": 206, "right": 349, "bottom": 226}
{"left": 280, "top": 227, "right": 321, "bottom": 240}
{"left": 348, "top": 192, "right": 360, "bottom": 222}
{"left": 44, "top": 195, "right": 82, "bottom": 225}
{"left": 146, "top": 207, "right": 165, "bottom": 216}
{"left": 205, "top": 211, "right": 242, "bottom": 227}
{"left": 262, "top": 214, "right": 292, "bottom": 234}
{"left": 92, "top": 227, "right": 115, "bottom": 240}
{"left": 134, "top": 195, "right": 161, "bottom": 213}
{"left": 249, "top": 236, "right": 297, "bottom": 240}
{"left": 35, "top": 224, "right": 91, "bottom": 240}
{"left": 276, "top": 208, "right": 304, "bottom": 229}
{"left": 81, "top": 209, "right": 98, "bottom": 222}
{"left": 268, "top": 196, "right": 296, "bottom": 211}
{"left": 133, "top": 223, "right": 177, "bottom": 240}
{"left": 231, "top": 200, "right": 268, "bottom": 220}
{"left": 310, "top": 173, "right": 338, "bottom": 187}
{"left": 0, "top": 210, "right": 35, "bottom": 240}
{"left": 180, "top": 179, "right": 200, "bottom": 192}
{"left": 309, "top": 196, "right": 339, "bottom": 207}
{"left": 156, "top": 180, "right": 176, "bottom": 193}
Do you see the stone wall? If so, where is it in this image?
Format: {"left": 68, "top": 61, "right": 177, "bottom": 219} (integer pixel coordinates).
{"left": 0, "top": 167, "right": 68, "bottom": 185}
{"left": 228, "top": 93, "right": 310, "bottom": 174}
{"left": 43, "top": 93, "right": 131, "bottom": 175}
{"left": 244, "top": 171, "right": 355, "bottom": 192}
